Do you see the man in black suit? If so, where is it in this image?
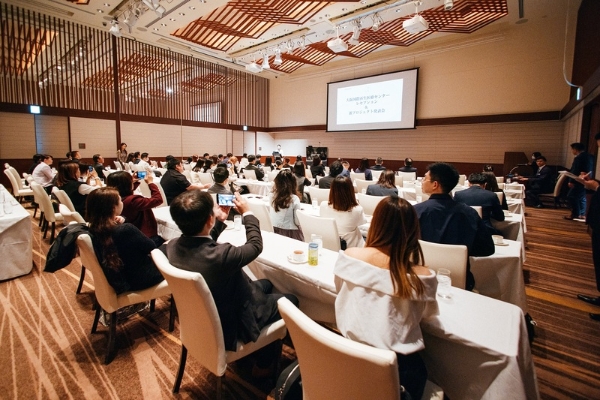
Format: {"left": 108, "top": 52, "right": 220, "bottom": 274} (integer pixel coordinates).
{"left": 370, "top": 157, "right": 385, "bottom": 171}
{"left": 578, "top": 132, "right": 600, "bottom": 321}
{"left": 163, "top": 191, "right": 299, "bottom": 367}
{"left": 242, "top": 154, "right": 264, "bottom": 181}
{"left": 519, "top": 156, "right": 554, "bottom": 208}
{"left": 414, "top": 163, "right": 494, "bottom": 291}
{"left": 399, "top": 157, "right": 418, "bottom": 175}
{"left": 566, "top": 142, "right": 593, "bottom": 220}
{"left": 454, "top": 173, "right": 505, "bottom": 235}
{"left": 318, "top": 160, "right": 343, "bottom": 189}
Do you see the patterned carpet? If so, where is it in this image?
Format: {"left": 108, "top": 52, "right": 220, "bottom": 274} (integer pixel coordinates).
{"left": 1, "top": 203, "right": 600, "bottom": 399}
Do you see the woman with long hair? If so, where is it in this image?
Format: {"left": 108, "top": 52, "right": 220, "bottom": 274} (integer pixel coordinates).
{"left": 355, "top": 157, "right": 373, "bottom": 181}
{"left": 202, "top": 158, "right": 213, "bottom": 173}
{"left": 310, "top": 155, "right": 325, "bottom": 179}
{"left": 106, "top": 171, "right": 164, "bottom": 246}
{"left": 270, "top": 169, "right": 304, "bottom": 241}
{"left": 55, "top": 162, "right": 98, "bottom": 215}
{"left": 320, "top": 176, "right": 366, "bottom": 248}
{"left": 483, "top": 171, "right": 508, "bottom": 210}
{"left": 334, "top": 196, "right": 438, "bottom": 400}
{"left": 116, "top": 143, "right": 128, "bottom": 166}
{"left": 366, "top": 169, "right": 399, "bottom": 196}
{"left": 86, "top": 187, "right": 164, "bottom": 294}
{"left": 125, "top": 153, "right": 136, "bottom": 164}
{"left": 293, "top": 161, "right": 311, "bottom": 203}
{"left": 264, "top": 156, "right": 274, "bottom": 171}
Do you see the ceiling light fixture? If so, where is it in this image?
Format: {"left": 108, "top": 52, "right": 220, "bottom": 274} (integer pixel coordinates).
{"left": 109, "top": 19, "right": 121, "bottom": 37}
{"left": 444, "top": 0, "right": 453, "bottom": 11}
{"left": 327, "top": 26, "right": 348, "bottom": 53}
{"left": 273, "top": 49, "right": 282, "bottom": 65}
{"left": 262, "top": 53, "right": 270, "bottom": 69}
{"left": 349, "top": 20, "right": 361, "bottom": 46}
{"left": 371, "top": 13, "right": 383, "bottom": 31}
{"left": 245, "top": 60, "right": 263, "bottom": 74}
{"left": 403, "top": 1, "right": 428, "bottom": 34}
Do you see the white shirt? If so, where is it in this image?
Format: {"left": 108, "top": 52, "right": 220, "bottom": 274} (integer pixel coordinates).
{"left": 270, "top": 194, "right": 302, "bottom": 230}
{"left": 32, "top": 162, "right": 54, "bottom": 187}
{"left": 334, "top": 252, "right": 439, "bottom": 354}
{"left": 239, "top": 157, "right": 249, "bottom": 169}
{"left": 319, "top": 203, "right": 367, "bottom": 248}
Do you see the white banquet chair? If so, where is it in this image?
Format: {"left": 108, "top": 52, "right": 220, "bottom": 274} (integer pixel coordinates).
{"left": 243, "top": 169, "right": 258, "bottom": 180}
{"left": 395, "top": 175, "right": 404, "bottom": 187}
{"left": 495, "top": 191, "right": 504, "bottom": 205}
{"left": 268, "top": 169, "right": 280, "bottom": 182}
{"left": 113, "top": 161, "right": 122, "bottom": 170}
{"left": 31, "top": 182, "right": 63, "bottom": 243}
{"left": 77, "top": 235, "right": 173, "bottom": 364}
{"left": 150, "top": 250, "right": 287, "bottom": 398}
{"left": 350, "top": 171, "right": 365, "bottom": 182}
{"left": 154, "top": 181, "right": 168, "bottom": 208}
{"left": 4, "top": 168, "right": 33, "bottom": 203}
{"left": 307, "top": 186, "right": 330, "bottom": 205}
{"left": 296, "top": 210, "right": 340, "bottom": 251}
{"left": 356, "top": 193, "right": 385, "bottom": 216}
{"left": 419, "top": 240, "right": 468, "bottom": 289}
{"left": 197, "top": 172, "right": 214, "bottom": 185}
{"left": 371, "top": 170, "right": 383, "bottom": 181}
{"left": 354, "top": 179, "right": 371, "bottom": 194}
{"left": 305, "top": 168, "right": 313, "bottom": 179}
{"left": 245, "top": 201, "right": 274, "bottom": 232}
{"left": 458, "top": 174, "right": 467, "bottom": 186}
{"left": 398, "top": 171, "right": 416, "bottom": 182}
{"left": 471, "top": 205, "right": 483, "bottom": 219}
{"left": 496, "top": 176, "right": 504, "bottom": 183}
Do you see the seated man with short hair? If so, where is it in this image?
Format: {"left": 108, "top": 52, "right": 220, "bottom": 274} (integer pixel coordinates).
{"left": 161, "top": 158, "right": 210, "bottom": 204}
{"left": 414, "top": 163, "right": 494, "bottom": 290}
{"left": 371, "top": 157, "right": 385, "bottom": 171}
{"left": 454, "top": 172, "right": 505, "bottom": 236}
{"left": 242, "top": 154, "right": 264, "bottom": 181}
{"left": 318, "top": 160, "right": 344, "bottom": 189}
{"left": 162, "top": 191, "right": 298, "bottom": 371}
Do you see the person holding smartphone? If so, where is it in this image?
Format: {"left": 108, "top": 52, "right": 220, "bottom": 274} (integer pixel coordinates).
{"left": 55, "top": 162, "right": 99, "bottom": 216}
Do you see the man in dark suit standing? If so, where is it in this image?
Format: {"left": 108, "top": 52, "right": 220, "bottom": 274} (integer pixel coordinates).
{"left": 163, "top": 191, "right": 299, "bottom": 369}
{"left": 566, "top": 142, "right": 593, "bottom": 220}
{"left": 519, "top": 156, "right": 554, "bottom": 208}
{"left": 454, "top": 173, "right": 505, "bottom": 236}
{"left": 578, "top": 132, "right": 600, "bottom": 321}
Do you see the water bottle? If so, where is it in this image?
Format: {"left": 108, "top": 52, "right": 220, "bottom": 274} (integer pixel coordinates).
{"left": 308, "top": 242, "right": 319, "bottom": 266}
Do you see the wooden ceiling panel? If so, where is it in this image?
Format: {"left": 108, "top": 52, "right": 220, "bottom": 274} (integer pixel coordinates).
{"left": 0, "top": 19, "right": 55, "bottom": 76}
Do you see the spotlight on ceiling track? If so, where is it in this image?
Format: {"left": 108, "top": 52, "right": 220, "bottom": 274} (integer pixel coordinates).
{"left": 245, "top": 61, "right": 263, "bottom": 74}
{"left": 273, "top": 50, "right": 282, "bottom": 65}
{"left": 109, "top": 19, "right": 121, "bottom": 37}
{"left": 444, "top": 0, "right": 453, "bottom": 11}
{"left": 371, "top": 13, "right": 382, "bottom": 31}
{"left": 262, "top": 53, "right": 270, "bottom": 69}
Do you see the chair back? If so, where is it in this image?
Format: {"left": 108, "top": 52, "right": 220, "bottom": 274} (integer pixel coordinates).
{"left": 296, "top": 210, "right": 340, "bottom": 251}
{"left": 471, "top": 205, "right": 483, "bottom": 218}
{"left": 419, "top": 240, "right": 467, "bottom": 289}
{"left": 113, "top": 161, "right": 122, "bottom": 170}
{"left": 277, "top": 298, "right": 400, "bottom": 400}
{"left": 497, "top": 183, "right": 505, "bottom": 190}
{"left": 496, "top": 176, "right": 504, "bottom": 183}
{"left": 350, "top": 171, "right": 365, "bottom": 182}
{"left": 137, "top": 180, "right": 152, "bottom": 198}
{"left": 268, "top": 169, "right": 280, "bottom": 182}
{"left": 246, "top": 201, "right": 274, "bottom": 232}
{"left": 9, "top": 167, "right": 25, "bottom": 189}
{"left": 305, "top": 168, "right": 313, "bottom": 179}
{"left": 458, "top": 174, "right": 467, "bottom": 186}
{"left": 189, "top": 171, "right": 200, "bottom": 183}
{"left": 243, "top": 169, "right": 258, "bottom": 180}
{"left": 371, "top": 170, "right": 383, "bottom": 181}
{"left": 398, "top": 171, "right": 416, "bottom": 182}
{"left": 151, "top": 250, "right": 228, "bottom": 376}
{"left": 160, "top": 161, "right": 167, "bottom": 168}
{"left": 307, "top": 186, "right": 330, "bottom": 205}
{"left": 182, "top": 170, "right": 192, "bottom": 182}
{"left": 77, "top": 234, "right": 122, "bottom": 313}
{"left": 124, "top": 162, "right": 132, "bottom": 171}
{"left": 356, "top": 193, "right": 384, "bottom": 216}
{"left": 154, "top": 182, "right": 168, "bottom": 208}
{"left": 554, "top": 173, "right": 567, "bottom": 196}
{"left": 183, "top": 163, "right": 192, "bottom": 171}
{"left": 495, "top": 191, "right": 504, "bottom": 205}
{"left": 197, "top": 172, "right": 214, "bottom": 185}
{"left": 59, "top": 204, "right": 86, "bottom": 224}
{"left": 3, "top": 169, "right": 20, "bottom": 194}
{"left": 31, "top": 182, "right": 61, "bottom": 223}
{"left": 53, "top": 189, "right": 77, "bottom": 212}
{"left": 394, "top": 175, "right": 404, "bottom": 187}
{"left": 354, "top": 179, "right": 370, "bottom": 194}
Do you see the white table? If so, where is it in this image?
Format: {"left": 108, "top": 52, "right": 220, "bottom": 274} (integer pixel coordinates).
{"left": 504, "top": 183, "right": 526, "bottom": 200}
{"left": 235, "top": 178, "right": 273, "bottom": 196}
{"left": 0, "top": 185, "right": 33, "bottom": 280}
{"left": 492, "top": 212, "right": 526, "bottom": 259}
{"left": 507, "top": 198, "right": 525, "bottom": 214}
{"left": 470, "top": 239, "right": 528, "bottom": 312}
{"left": 153, "top": 209, "right": 538, "bottom": 399}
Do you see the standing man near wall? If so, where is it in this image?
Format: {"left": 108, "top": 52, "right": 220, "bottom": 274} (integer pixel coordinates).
{"left": 565, "top": 142, "right": 593, "bottom": 220}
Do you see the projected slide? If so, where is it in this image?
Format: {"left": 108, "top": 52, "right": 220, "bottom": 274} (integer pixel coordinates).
{"left": 337, "top": 79, "right": 403, "bottom": 125}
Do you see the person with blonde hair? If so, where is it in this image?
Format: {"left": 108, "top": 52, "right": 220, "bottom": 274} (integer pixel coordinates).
{"left": 334, "top": 196, "right": 438, "bottom": 400}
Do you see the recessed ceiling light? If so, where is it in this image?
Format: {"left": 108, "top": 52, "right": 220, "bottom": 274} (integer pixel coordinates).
{"left": 104, "top": 3, "right": 110, "bottom": 6}
{"left": 189, "top": 6, "right": 195, "bottom": 10}
{"left": 170, "top": 18, "right": 176, "bottom": 21}
{"left": 97, "top": 9, "right": 103, "bottom": 13}
{"left": 153, "top": 28, "right": 159, "bottom": 31}
{"left": 342, "top": 8, "right": 347, "bottom": 11}
{"left": 179, "top": 12, "right": 185, "bottom": 16}
{"left": 161, "top": 23, "right": 167, "bottom": 26}
{"left": 325, "top": 14, "right": 330, "bottom": 18}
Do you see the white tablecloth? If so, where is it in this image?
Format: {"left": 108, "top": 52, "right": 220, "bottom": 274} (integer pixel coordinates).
{"left": 235, "top": 179, "right": 273, "bottom": 196}
{"left": 508, "top": 199, "right": 525, "bottom": 214}
{"left": 0, "top": 185, "right": 33, "bottom": 280}
{"left": 504, "top": 183, "right": 526, "bottom": 200}
{"left": 470, "top": 239, "right": 528, "bottom": 312}
{"left": 492, "top": 213, "right": 526, "bottom": 259}
{"left": 153, "top": 208, "right": 538, "bottom": 399}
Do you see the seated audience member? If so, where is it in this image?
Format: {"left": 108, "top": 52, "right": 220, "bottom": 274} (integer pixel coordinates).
{"left": 530, "top": 151, "right": 543, "bottom": 175}
{"left": 281, "top": 157, "right": 292, "bottom": 169}
{"left": 227, "top": 156, "right": 239, "bottom": 177}
{"left": 239, "top": 153, "right": 249, "bottom": 169}
{"left": 264, "top": 157, "right": 275, "bottom": 171}
{"left": 310, "top": 155, "right": 326, "bottom": 181}
{"left": 293, "top": 161, "right": 311, "bottom": 203}
{"left": 162, "top": 191, "right": 299, "bottom": 370}
{"left": 161, "top": 158, "right": 210, "bottom": 205}
{"left": 483, "top": 164, "right": 494, "bottom": 173}
{"left": 125, "top": 153, "right": 136, "bottom": 164}
{"left": 295, "top": 155, "right": 304, "bottom": 167}
{"left": 55, "top": 162, "right": 99, "bottom": 216}
{"left": 106, "top": 171, "right": 164, "bottom": 246}
{"left": 483, "top": 172, "right": 508, "bottom": 210}
{"left": 518, "top": 156, "right": 554, "bottom": 208}
{"left": 414, "top": 163, "right": 494, "bottom": 290}
{"left": 320, "top": 176, "right": 367, "bottom": 248}
{"left": 371, "top": 157, "right": 385, "bottom": 171}
{"left": 318, "top": 160, "right": 343, "bottom": 189}
{"left": 355, "top": 157, "right": 373, "bottom": 181}
{"left": 87, "top": 188, "right": 164, "bottom": 294}
{"left": 454, "top": 173, "right": 505, "bottom": 235}
{"left": 255, "top": 154, "right": 263, "bottom": 168}
{"left": 270, "top": 170, "right": 304, "bottom": 240}
{"left": 399, "top": 158, "right": 418, "bottom": 175}
{"left": 367, "top": 170, "right": 399, "bottom": 197}
{"left": 242, "top": 154, "right": 264, "bottom": 181}
{"left": 70, "top": 151, "right": 82, "bottom": 163}
{"left": 137, "top": 152, "right": 151, "bottom": 170}
{"left": 334, "top": 196, "right": 438, "bottom": 400}
{"left": 208, "top": 167, "right": 234, "bottom": 195}
{"left": 132, "top": 152, "right": 141, "bottom": 164}
{"left": 32, "top": 154, "right": 56, "bottom": 194}
{"left": 202, "top": 158, "right": 214, "bottom": 173}
{"left": 340, "top": 161, "right": 351, "bottom": 178}
{"left": 28, "top": 154, "right": 44, "bottom": 174}
{"left": 92, "top": 154, "right": 106, "bottom": 180}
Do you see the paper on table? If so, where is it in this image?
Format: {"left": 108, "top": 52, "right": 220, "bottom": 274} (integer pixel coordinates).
{"left": 559, "top": 170, "right": 587, "bottom": 183}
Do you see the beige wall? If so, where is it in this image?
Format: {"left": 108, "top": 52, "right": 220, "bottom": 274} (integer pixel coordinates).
{"left": 270, "top": 0, "right": 577, "bottom": 126}
{"left": 0, "top": 112, "right": 36, "bottom": 159}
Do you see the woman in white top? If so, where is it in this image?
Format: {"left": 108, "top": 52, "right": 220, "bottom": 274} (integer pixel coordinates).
{"left": 334, "top": 195, "right": 438, "bottom": 400}
{"left": 320, "top": 176, "right": 366, "bottom": 248}
{"left": 270, "top": 169, "right": 304, "bottom": 241}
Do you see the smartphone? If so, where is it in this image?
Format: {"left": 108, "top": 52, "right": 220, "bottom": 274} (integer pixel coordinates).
{"left": 217, "top": 193, "right": 235, "bottom": 207}
{"left": 88, "top": 165, "right": 93, "bottom": 173}
{"left": 137, "top": 171, "right": 147, "bottom": 179}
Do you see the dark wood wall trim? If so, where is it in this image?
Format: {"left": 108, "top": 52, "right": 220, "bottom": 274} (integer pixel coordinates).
{"left": 0, "top": 102, "right": 116, "bottom": 120}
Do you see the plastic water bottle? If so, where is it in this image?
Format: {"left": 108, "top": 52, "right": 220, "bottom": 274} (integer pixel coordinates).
{"left": 308, "top": 242, "right": 319, "bottom": 266}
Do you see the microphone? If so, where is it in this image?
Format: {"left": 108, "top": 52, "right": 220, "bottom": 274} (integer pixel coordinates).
{"left": 508, "top": 165, "right": 522, "bottom": 175}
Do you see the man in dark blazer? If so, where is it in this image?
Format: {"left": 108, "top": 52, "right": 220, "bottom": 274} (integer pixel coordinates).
{"left": 519, "top": 156, "right": 554, "bottom": 208}
{"left": 454, "top": 172, "right": 505, "bottom": 235}
{"left": 414, "top": 163, "right": 495, "bottom": 291}
{"left": 566, "top": 142, "right": 593, "bottom": 220}
{"left": 399, "top": 157, "right": 418, "bottom": 176}
{"left": 162, "top": 191, "right": 298, "bottom": 358}
{"left": 241, "top": 154, "right": 264, "bottom": 181}
{"left": 318, "top": 160, "right": 343, "bottom": 189}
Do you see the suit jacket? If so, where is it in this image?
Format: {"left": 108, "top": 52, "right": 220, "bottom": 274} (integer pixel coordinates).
{"left": 162, "top": 215, "right": 275, "bottom": 351}
{"left": 587, "top": 187, "right": 600, "bottom": 231}
{"left": 243, "top": 164, "right": 264, "bottom": 181}
{"left": 370, "top": 165, "right": 385, "bottom": 171}
{"left": 318, "top": 175, "right": 335, "bottom": 189}
{"left": 366, "top": 184, "right": 398, "bottom": 197}
{"left": 454, "top": 186, "right": 505, "bottom": 234}
{"left": 414, "top": 193, "right": 495, "bottom": 257}
{"left": 528, "top": 165, "right": 554, "bottom": 193}
{"left": 570, "top": 151, "right": 593, "bottom": 186}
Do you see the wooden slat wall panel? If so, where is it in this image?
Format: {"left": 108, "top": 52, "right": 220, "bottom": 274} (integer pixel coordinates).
{"left": 181, "top": 125, "right": 228, "bottom": 157}
{"left": 35, "top": 115, "right": 68, "bottom": 157}
{"left": 69, "top": 117, "right": 116, "bottom": 160}
{"left": 0, "top": 112, "right": 36, "bottom": 158}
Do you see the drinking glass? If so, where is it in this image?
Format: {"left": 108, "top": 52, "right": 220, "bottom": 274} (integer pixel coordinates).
{"left": 437, "top": 268, "right": 452, "bottom": 299}
{"left": 234, "top": 215, "right": 242, "bottom": 230}
{"left": 311, "top": 234, "right": 323, "bottom": 255}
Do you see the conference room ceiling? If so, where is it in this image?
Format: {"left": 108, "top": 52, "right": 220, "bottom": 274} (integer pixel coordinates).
{"left": 2, "top": 0, "right": 516, "bottom": 77}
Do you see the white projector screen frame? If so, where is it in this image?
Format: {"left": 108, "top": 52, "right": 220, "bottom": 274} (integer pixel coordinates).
{"left": 326, "top": 68, "right": 418, "bottom": 132}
